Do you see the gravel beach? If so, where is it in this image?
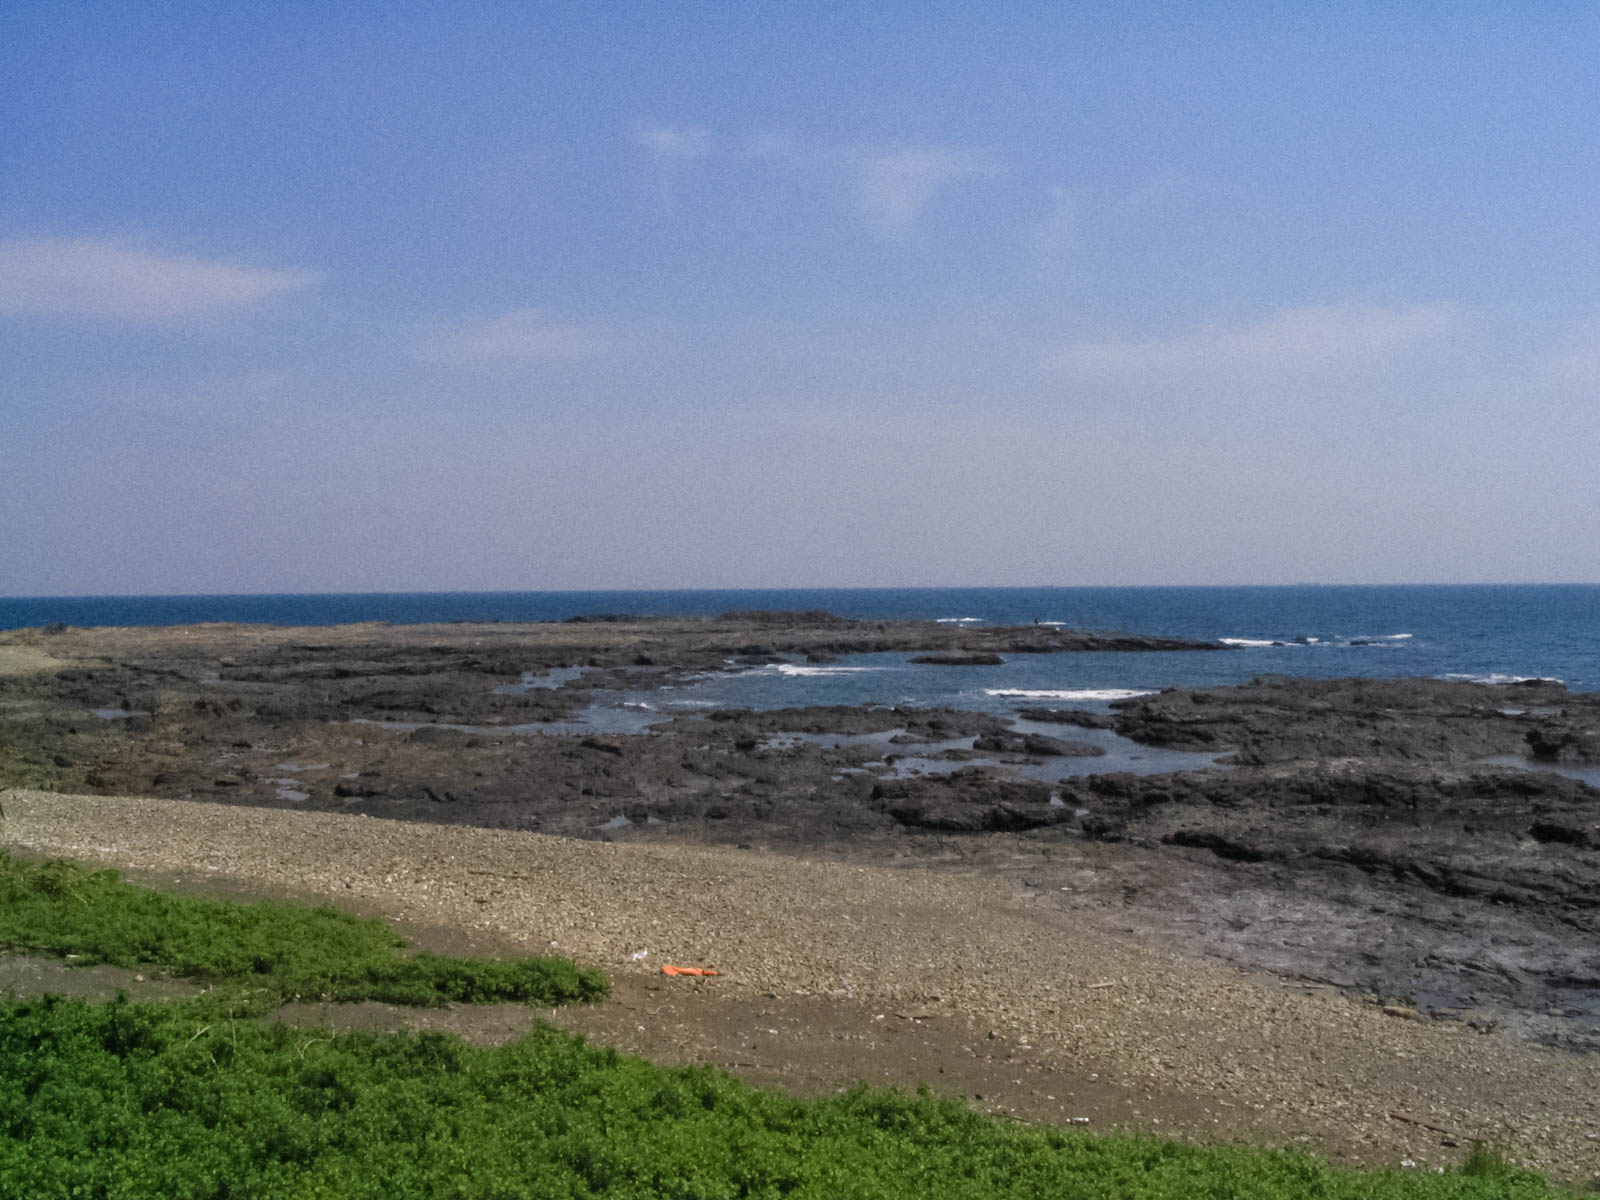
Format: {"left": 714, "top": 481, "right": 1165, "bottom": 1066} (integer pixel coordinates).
{"left": 4, "top": 787, "right": 1597, "bottom": 1182}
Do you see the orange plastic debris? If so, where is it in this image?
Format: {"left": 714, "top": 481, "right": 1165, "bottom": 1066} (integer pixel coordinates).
{"left": 661, "top": 965, "right": 720, "bottom": 977}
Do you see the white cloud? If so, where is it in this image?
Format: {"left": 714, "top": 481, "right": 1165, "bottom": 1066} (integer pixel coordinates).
{"left": 416, "top": 308, "right": 608, "bottom": 364}
{"left": 633, "top": 121, "right": 711, "bottom": 162}
{"left": 1541, "top": 323, "right": 1600, "bottom": 392}
{"left": 1047, "top": 303, "right": 1457, "bottom": 382}
{"left": 0, "top": 237, "right": 318, "bottom": 320}
{"left": 856, "top": 147, "right": 995, "bottom": 238}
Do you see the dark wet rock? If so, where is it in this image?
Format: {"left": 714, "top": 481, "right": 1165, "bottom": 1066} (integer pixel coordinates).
{"left": 873, "top": 769, "right": 1069, "bottom": 832}
{"left": 1047, "top": 760, "right": 1600, "bottom": 1047}
{"left": 1526, "top": 723, "right": 1600, "bottom": 764}
{"left": 672, "top": 706, "right": 1011, "bottom": 741}
{"left": 1529, "top": 820, "right": 1595, "bottom": 848}
{"left": 1025, "top": 734, "right": 1104, "bottom": 757}
{"left": 972, "top": 732, "right": 1105, "bottom": 757}
{"left": 1015, "top": 707, "right": 1115, "bottom": 729}
{"left": 333, "top": 780, "right": 387, "bottom": 798}
{"left": 1111, "top": 675, "right": 1599, "bottom": 764}
{"left": 900, "top": 709, "right": 1014, "bottom": 739}
{"left": 1045, "top": 630, "right": 1231, "bottom": 653}
{"left": 718, "top": 610, "right": 852, "bottom": 626}
{"left": 909, "top": 653, "right": 1005, "bottom": 666}
{"left": 1162, "top": 829, "right": 1268, "bottom": 861}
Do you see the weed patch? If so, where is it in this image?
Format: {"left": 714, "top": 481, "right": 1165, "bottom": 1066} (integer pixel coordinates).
{"left": 0, "top": 993, "right": 1569, "bottom": 1200}
{"left": 0, "top": 852, "right": 606, "bottom": 1007}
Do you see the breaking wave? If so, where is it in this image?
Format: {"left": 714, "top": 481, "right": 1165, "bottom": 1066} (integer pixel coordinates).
{"left": 773, "top": 663, "right": 882, "bottom": 678}
{"left": 985, "top": 688, "right": 1156, "bottom": 701}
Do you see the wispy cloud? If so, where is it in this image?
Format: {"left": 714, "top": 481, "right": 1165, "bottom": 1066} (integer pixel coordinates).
{"left": 1540, "top": 321, "right": 1600, "bottom": 393}
{"left": 415, "top": 308, "right": 609, "bottom": 365}
{"left": 855, "top": 146, "right": 996, "bottom": 238}
{"left": 0, "top": 236, "right": 318, "bottom": 320}
{"left": 1047, "top": 303, "right": 1457, "bottom": 381}
{"left": 633, "top": 121, "right": 711, "bottom": 162}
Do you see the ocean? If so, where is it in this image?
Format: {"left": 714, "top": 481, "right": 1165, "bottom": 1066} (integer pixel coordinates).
{"left": 3, "top": 585, "right": 1597, "bottom": 702}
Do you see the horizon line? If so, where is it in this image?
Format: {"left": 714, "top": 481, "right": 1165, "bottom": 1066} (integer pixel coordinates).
{"left": 4, "top": 581, "right": 1598, "bottom": 602}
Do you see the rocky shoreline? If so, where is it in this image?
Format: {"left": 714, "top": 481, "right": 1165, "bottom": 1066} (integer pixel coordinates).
{"left": 1, "top": 616, "right": 1596, "bottom": 1054}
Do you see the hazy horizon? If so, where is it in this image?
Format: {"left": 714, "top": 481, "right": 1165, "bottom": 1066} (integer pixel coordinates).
{"left": 7, "top": 581, "right": 1598, "bottom": 602}
{"left": 5, "top": 6, "right": 1598, "bottom": 594}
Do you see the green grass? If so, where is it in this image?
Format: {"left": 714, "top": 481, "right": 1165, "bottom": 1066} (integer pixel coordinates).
{"left": 0, "top": 852, "right": 607, "bottom": 1008}
{"left": 0, "top": 993, "right": 1568, "bottom": 1200}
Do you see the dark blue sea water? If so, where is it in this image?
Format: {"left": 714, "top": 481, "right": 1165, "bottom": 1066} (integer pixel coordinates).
{"left": 3, "top": 585, "right": 1597, "bottom": 696}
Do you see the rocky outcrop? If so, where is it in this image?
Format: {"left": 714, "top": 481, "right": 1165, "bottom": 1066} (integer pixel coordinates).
{"left": 1526, "top": 723, "right": 1600, "bottom": 764}
{"left": 1109, "top": 675, "right": 1600, "bottom": 764}
{"left": 872, "top": 770, "right": 1070, "bottom": 832}
{"left": 1014, "top": 707, "right": 1115, "bottom": 729}
{"left": 1059, "top": 761, "right": 1600, "bottom": 1046}
{"left": 972, "top": 732, "right": 1105, "bottom": 757}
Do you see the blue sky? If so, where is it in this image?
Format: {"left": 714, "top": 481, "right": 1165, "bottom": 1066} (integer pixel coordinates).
{"left": 3, "top": 3, "right": 1597, "bottom": 593}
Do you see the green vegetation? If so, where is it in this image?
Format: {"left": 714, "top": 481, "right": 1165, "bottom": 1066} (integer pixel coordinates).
{"left": 0, "top": 853, "right": 1571, "bottom": 1198}
{"left": 1461, "top": 1143, "right": 1528, "bottom": 1183}
{"left": 0, "top": 852, "right": 607, "bottom": 1007}
{"left": 0, "top": 994, "right": 1567, "bottom": 1200}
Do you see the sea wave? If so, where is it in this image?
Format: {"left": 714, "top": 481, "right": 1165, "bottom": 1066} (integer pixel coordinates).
{"left": 935, "top": 616, "right": 984, "bottom": 624}
{"left": 1444, "top": 672, "right": 1563, "bottom": 686}
{"left": 985, "top": 688, "right": 1156, "bottom": 701}
{"left": 773, "top": 663, "right": 882, "bottom": 678}
{"left": 1223, "top": 632, "right": 1415, "bottom": 649}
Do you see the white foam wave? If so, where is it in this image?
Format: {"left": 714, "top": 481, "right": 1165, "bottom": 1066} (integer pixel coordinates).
{"left": 1220, "top": 637, "right": 1278, "bottom": 648}
{"left": 935, "top": 616, "right": 983, "bottom": 624}
{"left": 985, "top": 688, "right": 1156, "bottom": 701}
{"left": 1444, "top": 673, "right": 1562, "bottom": 686}
{"left": 773, "top": 663, "right": 880, "bottom": 677}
